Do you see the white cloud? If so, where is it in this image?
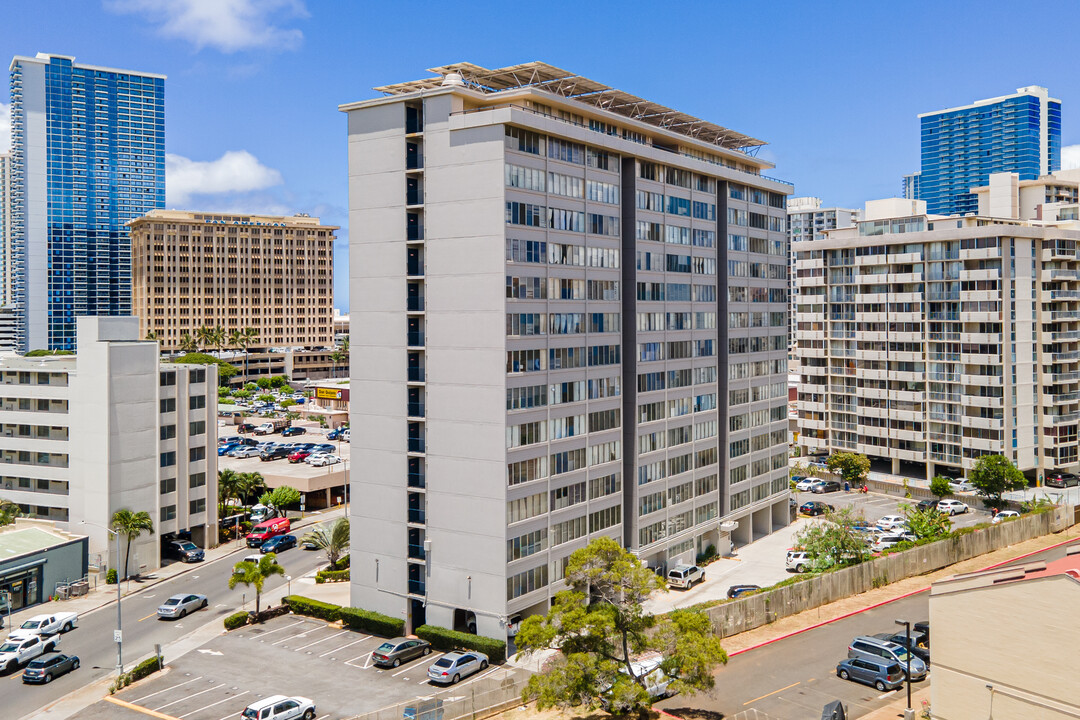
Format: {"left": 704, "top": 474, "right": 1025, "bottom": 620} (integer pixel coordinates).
{"left": 1063, "top": 144, "right": 1080, "bottom": 171}
{"left": 166, "top": 150, "right": 283, "bottom": 206}
{"left": 106, "top": 0, "right": 307, "bottom": 53}
{"left": 0, "top": 102, "right": 10, "bottom": 153}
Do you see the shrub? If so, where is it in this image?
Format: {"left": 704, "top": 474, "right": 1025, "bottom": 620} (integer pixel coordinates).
{"left": 333, "top": 554, "right": 351, "bottom": 570}
{"left": 339, "top": 607, "right": 405, "bottom": 637}
{"left": 414, "top": 624, "right": 506, "bottom": 665}
{"left": 106, "top": 569, "right": 118, "bottom": 584}
{"left": 315, "top": 569, "right": 350, "bottom": 584}
{"left": 284, "top": 595, "right": 341, "bottom": 622}
{"left": 130, "top": 656, "right": 163, "bottom": 683}
{"left": 224, "top": 611, "right": 250, "bottom": 631}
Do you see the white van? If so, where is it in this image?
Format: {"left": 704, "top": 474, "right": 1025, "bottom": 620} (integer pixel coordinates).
{"left": 241, "top": 696, "right": 315, "bottom": 720}
{"left": 600, "top": 657, "right": 673, "bottom": 709}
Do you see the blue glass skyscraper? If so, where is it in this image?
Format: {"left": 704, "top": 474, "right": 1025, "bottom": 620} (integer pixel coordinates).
{"left": 9, "top": 53, "right": 164, "bottom": 351}
{"left": 919, "top": 86, "right": 1061, "bottom": 217}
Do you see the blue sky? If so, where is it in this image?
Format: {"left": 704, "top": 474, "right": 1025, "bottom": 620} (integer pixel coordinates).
{"left": 2, "top": 1, "right": 1079, "bottom": 312}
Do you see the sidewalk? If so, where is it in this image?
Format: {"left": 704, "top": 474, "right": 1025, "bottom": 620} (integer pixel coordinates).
{"left": 6, "top": 505, "right": 345, "bottom": 630}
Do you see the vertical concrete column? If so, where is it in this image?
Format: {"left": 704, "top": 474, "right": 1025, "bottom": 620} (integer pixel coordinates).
{"left": 892, "top": 458, "right": 901, "bottom": 475}
{"left": 926, "top": 461, "right": 936, "bottom": 482}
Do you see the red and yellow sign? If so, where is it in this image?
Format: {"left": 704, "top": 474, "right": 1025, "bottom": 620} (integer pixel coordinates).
{"left": 316, "top": 387, "right": 343, "bottom": 400}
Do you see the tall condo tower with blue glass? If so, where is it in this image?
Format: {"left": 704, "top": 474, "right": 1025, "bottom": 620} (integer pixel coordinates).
{"left": 918, "top": 86, "right": 1061, "bottom": 217}
{"left": 8, "top": 53, "right": 165, "bottom": 351}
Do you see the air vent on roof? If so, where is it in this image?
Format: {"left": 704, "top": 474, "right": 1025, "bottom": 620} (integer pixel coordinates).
{"left": 441, "top": 72, "right": 464, "bottom": 87}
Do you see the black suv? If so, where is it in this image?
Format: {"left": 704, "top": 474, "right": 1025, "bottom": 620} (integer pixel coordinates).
{"left": 163, "top": 539, "right": 204, "bottom": 563}
{"left": 259, "top": 446, "right": 290, "bottom": 461}
{"left": 916, "top": 499, "right": 939, "bottom": 512}
{"left": 281, "top": 426, "right": 306, "bottom": 437}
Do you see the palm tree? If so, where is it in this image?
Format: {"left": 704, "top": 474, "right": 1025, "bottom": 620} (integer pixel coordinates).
{"left": 212, "top": 326, "right": 228, "bottom": 357}
{"left": 229, "top": 327, "right": 259, "bottom": 384}
{"left": 301, "top": 518, "right": 350, "bottom": 569}
{"left": 194, "top": 326, "right": 215, "bottom": 352}
{"left": 0, "top": 497, "right": 21, "bottom": 526}
{"left": 238, "top": 472, "right": 268, "bottom": 506}
{"left": 229, "top": 554, "right": 285, "bottom": 622}
{"left": 145, "top": 330, "right": 159, "bottom": 344}
{"left": 179, "top": 333, "right": 198, "bottom": 353}
{"left": 111, "top": 509, "right": 154, "bottom": 580}
{"left": 218, "top": 469, "right": 243, "bottom": 518}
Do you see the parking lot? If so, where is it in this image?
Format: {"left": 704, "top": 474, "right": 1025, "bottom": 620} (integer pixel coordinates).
{"left": 79, "top": 616, "right": 523, "bottom": 720}
{"left": 796, "top": 487, "right": 993, "bottom": 530}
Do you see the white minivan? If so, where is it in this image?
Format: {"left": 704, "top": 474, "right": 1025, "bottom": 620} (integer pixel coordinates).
{"left": 241, "top": 695, "right": 315, "bottom": 720}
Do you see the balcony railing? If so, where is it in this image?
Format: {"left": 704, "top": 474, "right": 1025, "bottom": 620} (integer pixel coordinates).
{"left": 406, "top": 262, "right": 424, "bottom": 277}
{"left": 407, "top": 332, "right": 425, "bottom": 347}
{"left": 408, "top": 436, "right": 426, "bottom": 453}
{"left": 407, "top": 402, "right": 425, "bottom": 418}
{"left": 408, "top": 508, "right": 426, "bottom": 524}
{"left": 407, "top": 367, "right": 426, "bottom": 382}
{"left": 407, "top": 226, "right": 424, "bottom": 241}
{"left": 408, "top": 472, "right": 426, "bottom": 488}
{"left": 408, "top": 579, "right": 426, "bottom": 595}
{"left": 407, "top": 296, "right": 425, "bottom": 312}
{"left": 408, "top": 543, "right": 426, "bottom": 560}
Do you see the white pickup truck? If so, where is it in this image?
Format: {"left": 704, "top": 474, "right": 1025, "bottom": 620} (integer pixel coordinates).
{"left": 8, "top": 612, "right": 78, "bottom": 640}
{"left": 0, "top": 634, "right": 59, "bottom": 672}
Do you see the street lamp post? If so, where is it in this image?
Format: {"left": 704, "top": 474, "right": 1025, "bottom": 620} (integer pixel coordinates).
{"left": 895, "top": 618, "right": 912, "bottom": 712}
{"left": 81, "top": 520, "right": 123, "bottom": 676}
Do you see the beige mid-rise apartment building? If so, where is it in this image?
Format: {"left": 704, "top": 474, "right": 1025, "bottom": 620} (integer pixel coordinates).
{"left": 794, "top": 195, "right": 1080, "bottom": 480}
{"left": 129, "top": 209, "right": 337, "bottom": 351}
{"left": 343, "top": 62, "right": 793, "bottom": 638}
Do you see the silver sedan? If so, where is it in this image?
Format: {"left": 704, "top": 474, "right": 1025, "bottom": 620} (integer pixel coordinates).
{"left": 157, "top": 593, "right": 208, "bottom": 620}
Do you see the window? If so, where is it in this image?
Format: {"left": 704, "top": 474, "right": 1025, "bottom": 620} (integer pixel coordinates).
{"left": 548, "top": 172, "right": 583, "bottom": 198}
{"left": 160, "top": 398, "right": 176, "bottom": 414}
{"left": 551, "top": 515, "right": 588, "bottom": 545}
{"left": 551, "top": 481, "right": 587, "bottom": 510}
{"left": 162, "top": 505, "right": 177, "bottom": 521}
{"left": 548, "top": 138, "right": 584, "bottom": 164}
{"left": 189, "top": 446, "right": 205, "bottom": 462}
{"left": 506, "top": 201, "right": 547, "bottom": 228}
{"left": 507, "top": 492, "right": 548, "bottom": 523}
{"left": 507, "top": 529, "right": 547, "bottom": 562}
{"left": 589, "top": 505, "right": 621, "bottom": 533}
{"left": 160, "top": 477, "right": 176, "bottom": 495}
{"left": 189, "top": 472, "right": 206, "bottom": 488}
{"left": 159, "top": 424, "right": 176, "bottom": 441}
{"left": 160, "top": 451, "right": 176, "bottom": 468}
{"left": 189, "top": 420, "right": 205, "bottom": 437}
{"left": 507, "top": 565, "right": 549, "bottom": 600}
{"left": 189, "top": 368, "right": 206, "bottom": 384}
{"left": 159, "top": 372, "right": 176, "bottom": 387}
{"left": 189, "top": 395, "right": 206, "bottom": 410}
{"left": 506, "top": 164, "right": 546, "bottom": 192}
{"left": 189, "top": 498, "right": 206, "bottom": 515}
{"left": 589, "top": 473, "right": 621, "bottom": 499}
{"left": 505, "top": 126, "right": 545, "bottom": 155}
{"left": 508, "top": 457, "right": 547, "bottom": 486}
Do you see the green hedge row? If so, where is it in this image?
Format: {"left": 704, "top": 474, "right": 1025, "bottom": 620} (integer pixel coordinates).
{"left": 339, "top": 606, "right": 405, "bottom": 637}
{"left": 315, "top": 569, "right": 350, "bottom": 584}
{"left": 129, "top": 656, "right": 162, "bottom": 683}
{"left": 224, "top": 611, "right": 250, "bottom": 631}
{"left": 414, "top": 624, "right": 506, "bottom": 665}
{"left": 284, "top": 595, "right": 340, "bottom": 622}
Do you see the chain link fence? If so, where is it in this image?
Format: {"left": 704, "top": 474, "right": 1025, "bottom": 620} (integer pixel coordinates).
{"left": 343, "top": 669, "right": 528, "bottom": 720}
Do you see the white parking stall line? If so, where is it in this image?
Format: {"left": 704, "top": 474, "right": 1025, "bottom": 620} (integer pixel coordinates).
{"left": 345, "top": 654, "right": 372, "bottom": 669}
{"left": 130, "top": 675, "right": 204, "bottom": 703}
{"left": 454, "top": 666, "right": 500, "bottom": 688}
{"left": 155, "top": 684, "right": 227, "bottom": 711}
{"left": 391, "top": 663, "right": 416, "bottom": 677}
{"left": 253, "top": 619, "right": 308, "bottom": 639}
{"left": 294, "top": 630, "right": 349, "bottom": 652}
{"left": 319, "top": 635, "right": 371, "bottom": 658}
{"left": 272, "top": 630, "right": 312, "bottom": 646}
{"left": 180, "top": 691, "right": 249, "bottom": 718}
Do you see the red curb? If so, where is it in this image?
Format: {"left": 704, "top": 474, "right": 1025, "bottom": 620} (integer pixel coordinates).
{"left": 727, "top": 532, "right": 1079, "bottom": 658}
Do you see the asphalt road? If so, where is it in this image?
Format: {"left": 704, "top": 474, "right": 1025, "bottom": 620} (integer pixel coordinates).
{"left": 8, "top": 520, "right": 338, "bottom": 720}
{"left": 657, "top": 539, "right": 1078, "bottom": 719}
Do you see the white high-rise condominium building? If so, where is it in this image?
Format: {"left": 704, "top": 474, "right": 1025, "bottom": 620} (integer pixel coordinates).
{"left": 343, "top": 62, "right": 793, "bottom": 638}
{"left": 794, "top": 197, "right": 1080, "bottom": 480}
{"left": 0, "top": 153, "right": 12, "bottom": 307}
{"left": 0, "top": 317, "right": 217, "bottom": 573}
{"left": 786, "top": 197, "right": 859, "bottom": 357}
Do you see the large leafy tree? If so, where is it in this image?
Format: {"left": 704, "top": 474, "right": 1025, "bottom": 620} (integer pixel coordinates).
{"left": 111, "top": 509, "right": 154, "bottom": 580}
{"left": 259, "top": 485, "right": 301, "bottom": 511}
{"left": 825, "top": 452, "right": 870, "bottom": 487}
{"left": 229, "top": 554, "right": 285, "bottom": 621}
{"left": 929, "top": 476, "right": 953, "bottom": 500}
{"left": 301, "top": 518, "right": 350, "bottom": 567}
{"left": 969, "top": 455, "right": 1027, "bottom": 509}
{"left": 0, "top": 498, "right": 21, "bottom": 526}
{"left": 516, "top": 537, "right": 727, "bottom": 714}
{"left": 792, "top": 507, "right": 871, "bottom": 570}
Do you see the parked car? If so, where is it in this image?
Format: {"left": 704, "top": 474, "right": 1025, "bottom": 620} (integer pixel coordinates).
{"left": 163, "top": 539, "right": 204, "bottom": 563}
{"left": 947, "top": 478, "right": 975, "bottom": 493}
{"left": 1045, "top": 472, "right": 1079, "bottom": 488}
{"left": 229, "top": 446, "right": 263, "bottom": 459}
{"left": 871, "top": 533, "right": 913, "bottom": 553}
{"left": 916, "top": 499, "right": 939, "bottom": 512}
{"left": 307, "top": 454, "right": 341, "bottom": 467}
{"left": 848, "top": 636, "right": 927, "bottom": 680}
{"left": 937, "top": 499, "right": 969, "bottom": 515}
{"left": 157, "top": 593, "right": 208, "bottom": 620}
{"left": 800, "top": 501, "right": 833, "bottom": 516}
{"left": 288, "top": 450, "right": 313, "bottom": 463}
{"left": 259, "top": 447, "right": 290, "bottom": 462}
{"left": 726, "top": 584, "right": 761, "bottom": 599}
{"left": 237, "top": 423, "right": 256, "bottom": 434}
{"left": 241, "top": 695, "right": 316, "bottom": 720}
{"left": 873, "top": 632, "right": 930, "bottom": 664}
{"left": 0, "top": 635, "right": 59, "bottom": 673}
{"left": 836, "top": 657, "right": 905, "bottom": 692}
{"left": 875, "top": 515, "right": 908, "bottom": 531}
{"left": 786, "top": 550, "right": 811, "bottom": 573}
{"left": 326, "top": 428, "right": 345, "bottom": 441}
{"left": 311, "top": 444, "right": 336, "bottom": 454}
{"left": 666, "top": 564, "right": 705, "bottom": 589}
{"left": 8, "top": 613, "right": 78, "bottom": 640}
{"left": 812, "top": 480, "right": 842, "bottom": 494}
{"left": 218, "top": 444, "right": 242, "bottom": 456}
{"left": 260, "top": 534, "right": 297, "bottom": 554}
{"left": 427, "top": 651, "right": 488, "bottom": 684}
{"left": 249, "top": 504, "right": 281, "bottom": 524}
{"left": 21, "top": 652, "right": 79, "bottom": 684}
{"left": 341, "top": 429, "right": 350, "bottom": 442}
{"left": 281, "top": 426, "right": 307, "bottom": 438}
{"left": 794, "top": 477, "right": 818, "bottom": 492}
{"left": 247, "top": 517, "right": 291, "bottom": 547}
{"left": 993, "top": 510, "right": 1021, "bottom": 523}
{"left": 371, "top": 637, "right": 432, "bottom": 668}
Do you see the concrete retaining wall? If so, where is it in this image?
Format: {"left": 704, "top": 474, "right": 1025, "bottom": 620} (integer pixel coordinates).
{"left": 706, "top": 505, "right": 1075, "bottom": 637}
